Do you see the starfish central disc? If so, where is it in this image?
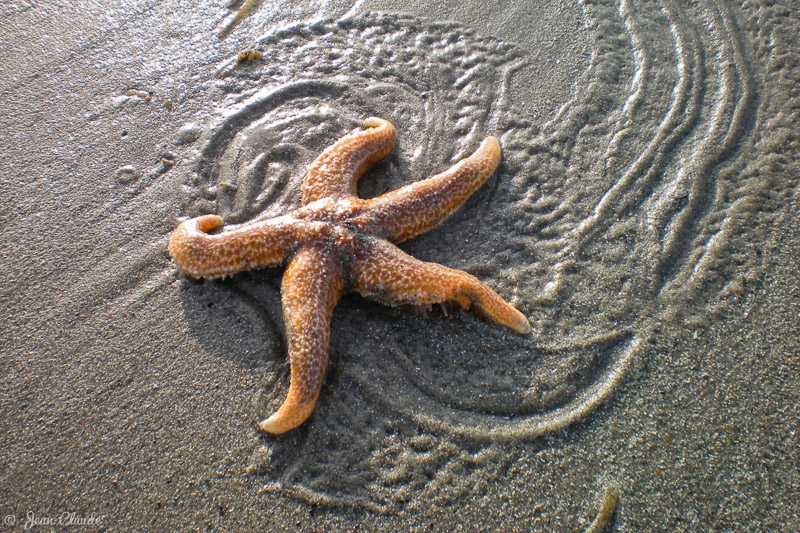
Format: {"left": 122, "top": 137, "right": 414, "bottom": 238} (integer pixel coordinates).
{"left": 169, "top": 118, "right": 531, "bottom": 434}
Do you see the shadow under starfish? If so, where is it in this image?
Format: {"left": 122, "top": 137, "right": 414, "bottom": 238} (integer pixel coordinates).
{"left": 169, "top": 118, "right": 531, "bottom": 434}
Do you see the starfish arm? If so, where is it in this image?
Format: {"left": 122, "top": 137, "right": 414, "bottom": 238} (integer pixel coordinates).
{"left": 301, "top": 117, "right": 396, "bottom": 205}
{"left": 350, "top": 238, "right": 531, "bottom": 335}
{"left": 168, "top": 214, "right": 300, "bottom": 279}
{"left": 259, "top": 243, "right": 344, "bottom": 434}
{"left": 362, "top": 136, "right": 501, "bottom": 243}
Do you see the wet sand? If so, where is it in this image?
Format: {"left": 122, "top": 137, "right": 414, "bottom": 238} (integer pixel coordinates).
{"left": 1, "top": 0, "right": 798, "bottom": 530}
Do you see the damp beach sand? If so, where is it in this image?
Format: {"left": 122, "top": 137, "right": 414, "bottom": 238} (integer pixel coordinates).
{"left": 1, "top": 1, "right": 798, "bottom": 530}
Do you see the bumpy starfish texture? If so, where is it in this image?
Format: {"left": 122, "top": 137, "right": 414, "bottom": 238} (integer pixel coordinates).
{"left": 169, "top": 118, "right": 531, "bottom": 434}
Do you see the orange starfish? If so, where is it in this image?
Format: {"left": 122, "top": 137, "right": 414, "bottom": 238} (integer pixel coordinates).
{"left": 169, "top": 118, "right": 531, "bottom": 434}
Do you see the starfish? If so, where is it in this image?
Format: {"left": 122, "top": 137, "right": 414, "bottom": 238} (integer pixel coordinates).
{"left": 169, "top": 118, "right": 531, "bottom": 434}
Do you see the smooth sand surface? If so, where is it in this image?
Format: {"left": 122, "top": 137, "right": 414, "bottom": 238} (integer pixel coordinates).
{"left": 1, "top": 0, "right": 798, "bottom": 530}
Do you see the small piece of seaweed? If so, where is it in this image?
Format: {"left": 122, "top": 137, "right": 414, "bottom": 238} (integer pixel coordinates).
{"left": 585, "top": 486, "right": 619, "bottom": 533}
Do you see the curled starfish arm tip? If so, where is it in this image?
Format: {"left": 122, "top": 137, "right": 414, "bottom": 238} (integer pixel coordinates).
{"left": 170, "top": 214, "right": 224, "bottom": 245}
{"left": 168, "top": 215, "right": 225, "bottom": 278}
{"left": 363, "top": 116, "right": 388, "bottom": 128}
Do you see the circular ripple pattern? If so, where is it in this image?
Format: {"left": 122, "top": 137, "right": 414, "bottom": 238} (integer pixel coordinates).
{"left": 176, "top": 3, "right": 771, "bottom": 512}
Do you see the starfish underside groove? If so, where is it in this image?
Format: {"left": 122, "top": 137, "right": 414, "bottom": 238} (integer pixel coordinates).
{"left": 169, "top": 118, "right": 531, "bottom": 434}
